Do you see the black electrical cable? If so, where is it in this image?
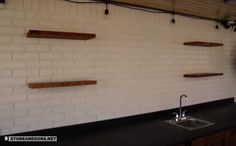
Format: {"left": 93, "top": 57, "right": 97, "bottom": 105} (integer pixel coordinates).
{"left": 64, "top": 0, "right": 222, "bottom": 22}
{"left": 65, "top": 0, "right": 167, "bottom": 13}
{"left": 64, "top": 0, "right": 102, "bottom": 4}
{"left": 110, "top": 1, "right": 168, "bottom": 14}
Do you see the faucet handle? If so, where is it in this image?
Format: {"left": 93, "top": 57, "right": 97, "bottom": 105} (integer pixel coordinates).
{"left": 172, "top": 112, "right": 179, "bottom": 121}
{"left": 182, "top": 110, "right": 188, "bottom": 119}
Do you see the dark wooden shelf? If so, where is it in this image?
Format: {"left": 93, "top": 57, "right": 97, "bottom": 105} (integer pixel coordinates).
{"left": 26, "top": 30, "right": 96, "bottom": 40}
{"left": 184, "top": 41, "right": 223, "bottom": 47}
{"left": 184, "top": 73, "right": 223, "bottom": 78}
{"left": 28, "top": 80, "right": 97, "bottom": 89}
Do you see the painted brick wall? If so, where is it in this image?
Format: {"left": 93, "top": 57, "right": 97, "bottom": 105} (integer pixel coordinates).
{"left": 0, "top": 0, "right": 236, "bottom": 135}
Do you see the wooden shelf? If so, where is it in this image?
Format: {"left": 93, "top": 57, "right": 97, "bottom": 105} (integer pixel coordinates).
{"left": 184, "top": 41, "right": 223, "bottom": 47}
{"left": 184, "top": 73, "right": 223, "bottom": 78}
{"left": 28, "top": 80, "right": 97, "bottom": 89}
{"left": 26, "top": 30, "right": 96, "bottom": 40}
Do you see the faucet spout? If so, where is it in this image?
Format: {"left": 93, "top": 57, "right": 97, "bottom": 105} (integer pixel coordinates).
{"left": 179, "top": 94, "right": 188, "bottom": 120}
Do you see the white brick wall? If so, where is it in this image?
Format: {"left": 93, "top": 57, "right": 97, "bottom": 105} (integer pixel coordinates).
{"left": 0, "top": 0, "right": 236, "bottom": 135}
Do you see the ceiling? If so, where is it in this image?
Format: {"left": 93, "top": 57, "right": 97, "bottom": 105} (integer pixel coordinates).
{"left": 109, "top": 0, "right": 236, "bottom": 21}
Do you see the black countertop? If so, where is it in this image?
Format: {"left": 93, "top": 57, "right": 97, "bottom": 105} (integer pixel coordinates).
{"left": 1, "top": 98, "right": 236, "bottom": 146}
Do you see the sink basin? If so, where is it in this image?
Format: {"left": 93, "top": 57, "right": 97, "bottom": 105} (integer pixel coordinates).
{"left": 166, "top": 116, "right": 214, "bottom": 131}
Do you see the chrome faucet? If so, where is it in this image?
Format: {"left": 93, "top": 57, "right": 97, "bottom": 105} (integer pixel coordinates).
{"left": 173, "top": 94, "right": 188, "bottom": 121}
{"left": 179, "top": 94, "right": 188, "bottom": 119}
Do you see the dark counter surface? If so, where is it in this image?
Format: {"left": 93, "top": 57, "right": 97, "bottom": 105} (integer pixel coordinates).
{"left": 1, "top": 97, "right": 236, "bottom": 146}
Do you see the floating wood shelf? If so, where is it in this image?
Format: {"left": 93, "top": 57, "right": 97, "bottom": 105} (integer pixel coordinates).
{"left": 184, "top": 73, "right": 223, "bottom": 78}
{"left": 28, "top": 80, "right": 97, "bottom": 89}
{"left": 26, "top": 30, "right": 96, "bottom": 40}
{"left": 184, "top": 41, "right": 223, "bottom": 47}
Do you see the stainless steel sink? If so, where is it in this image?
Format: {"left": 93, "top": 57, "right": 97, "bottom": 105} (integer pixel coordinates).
{"left": 166, "top": 116, "right": 215, "bottom": 131}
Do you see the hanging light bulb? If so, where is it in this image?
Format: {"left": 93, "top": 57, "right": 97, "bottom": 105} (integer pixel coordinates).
{"left": 215, "top": 21, "right": 219, "bottom": 29}
{"left": 171, "top": 13, "right": 176, "bottom": 24}
{"left": 105, "top": 0, "right": 109, "bottom": 15}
